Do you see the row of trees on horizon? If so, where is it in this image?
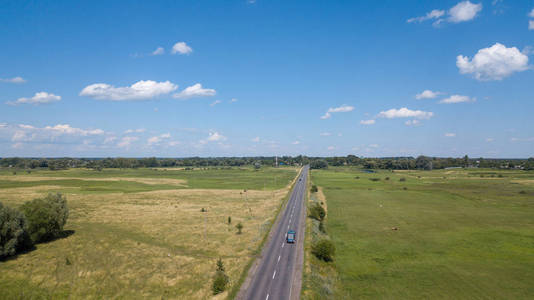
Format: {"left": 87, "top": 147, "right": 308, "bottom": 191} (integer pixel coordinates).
{"left": 1, "top": 156, "right": 533, "bottom": 171}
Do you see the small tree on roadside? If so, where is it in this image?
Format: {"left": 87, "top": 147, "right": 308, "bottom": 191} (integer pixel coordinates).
{"left": 227, "top": 216, "right": 232, "bottom": 224}
{"left": 312, "top": 239, "right": 335, "bottom": 262}
{"left": 309, "top": 203, "right": 326, "bottom": 221}
{"left": 310, "top": 185, "right": 318, "bottom": 193}
{"left": 236, "top": 222, "right": 243, "bottom": 234}
{"left": 212, "top": 258, "right": 229, "bottom": 295}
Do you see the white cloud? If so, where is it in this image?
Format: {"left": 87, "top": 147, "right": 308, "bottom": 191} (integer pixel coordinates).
{"left": 360, "top": 119, "right": 376, "bottom": 125}
{"left": 152, "top": 47, "right": 165, "bottom": 55}
{"left": 408, "top": 1, "right": 482, "bottom": 26}
{"left": 124, "top": 128, "right": 146, "bottom": 134}
{"left": 327, "top": 146, "right": 335, "bottom": 150}
{"left": 439, "top": 94, "right": 476, "bottom": 104}
{"left": 405, "top": 119, "right": 421, "bottom": 126}
{"left": 43, "top": 124, "right": 104, "bottom": 136}
{"left": 80, "top": 80, "right": 178, "bottom": 101}
{"left": 529, "top": 20, "right": 534, "bottom": 31}
{"left": 416, "top": 90, "right": 442, "bottom": 99}
{"left": 251, "top": 136, "right": 260, "bottom": 142}
{"left": 7, "top": 92, "right": 61, "bottom": 105}
{"left": 369, "top": 144, "right": 379, "bottom": 148}
{"left": 320, "top": 105, "right": 354, "bottom": 119}
{"left": 117, "top": 136, "right": 138, "bottom": 148}
{"left": 377, "top": 107, "right": 433, "bottom": 119}
{"left": 210, "top": 100, "right": 222, "bottom": 107}
{"left": 407, "top": 9, "right": 445, "bottom": 23}
{"left": 206, "top": 132, "right": 226, "bottom": 142}
{"left": 148, "top": 133, "right": 171, "bottom": 145}
{"left": 173, "top": 83, "right": 216, "bottom": 99}
{"left": 230, "top": 98, "right": 238, "bottom": 103}
{"left": 448, "top": 1, "right": 482, "bottom": 23}
{"left": 172, "top": 42, "right": 193, "bottom": 55}
{"left": 0, "top": 76, "right": 26, "bottom": 83}
{"left": 445, "top": 133, "right": 456, "bottom": 137}
{"left": 4, "top": 123, "right": 105, "bottom": 144}
{"left": 456, "top": 43, "right": 529, "bottom": 81}
{"left": 320, "top": 132, "right": 332, "bottom": 136}
{"left": 486, "top": 138, "right": 494, "bottom": 142}
{"left": 292, "top": 141, "right": 300, "bottom": 145}
{"left": 510, "top": 137, "right": 534, "bottom": 142}
{"left": 529, "top": 8, "right": 534, "bottom": 18}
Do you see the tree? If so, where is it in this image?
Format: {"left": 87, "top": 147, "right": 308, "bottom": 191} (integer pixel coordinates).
{"left": 227, "top": 216, "right": 231, "bottom": 224}
{"left": 310, "top": 160, "right": 328, "bottom": 169}
{"left": 310, "top": 185, "right": 318, "bottom": 193}
{"left": 0, "top": 203, "right": 31, "bottom": 258}
{"left": 21, "top": 193, "right": 69, "bottom": 243}
{"left": 311, "top": 239, "right": 335, "bottom": 262}
{"left": 235, "top": 222, "right": 243, "bottom": 234}
{"left": 212, "top": 258, "right": 229, "bottom": 294}
{"left": 309, "top": 203, "right": 326, "bottom": 221}
{"left": 415, "top": 156, "right": 432, "bottom": 170}
{"left": 254, "top": 162, "right": 261, "bottom": 170}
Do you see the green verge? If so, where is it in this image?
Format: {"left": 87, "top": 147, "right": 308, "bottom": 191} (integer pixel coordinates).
{"left": 301, "top": 170, "right": 342, "bottom": 299}
{"left": 227, "top": 167, "right": 303, "bottom": 300}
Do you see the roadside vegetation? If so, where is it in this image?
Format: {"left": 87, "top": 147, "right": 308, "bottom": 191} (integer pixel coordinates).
{"left": 310, "top": 167, "right": 534, "bottom": 299}
{"left": 0, "top": 166, "right": 297, "bottom": 299}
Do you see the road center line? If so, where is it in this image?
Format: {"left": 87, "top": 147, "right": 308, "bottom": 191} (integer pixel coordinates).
{"left": 278, "top": 255, "right": 281, "bottom": 262}
{"left": 266, "top": 294, "right": 269, "bottom": 300}
{"left": 272, "top": 270, "right": 276, "bottom": 279}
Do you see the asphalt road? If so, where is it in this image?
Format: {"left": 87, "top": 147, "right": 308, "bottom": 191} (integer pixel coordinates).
{"left": 243, "top": 165, "right": 308, "bottom": 300}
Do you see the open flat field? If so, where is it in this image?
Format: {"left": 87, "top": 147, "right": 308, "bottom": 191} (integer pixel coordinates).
{"left": 0, "top": 166, "right": 298, "bottom": 299}
{"left": 310, "top": 168, "right": 534, "bottom": 299}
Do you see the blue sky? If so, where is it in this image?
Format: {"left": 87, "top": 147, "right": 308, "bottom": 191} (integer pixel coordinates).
{"left": 1, "top": 0, "right": 533, "bottom": 158}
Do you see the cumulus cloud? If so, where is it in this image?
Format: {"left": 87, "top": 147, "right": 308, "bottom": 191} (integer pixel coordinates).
{"left": 230, "top": 98, "right": 238, "bottom": 103}
{"left": 80, "top": 80, "right": 178, "bottom": 101}
{"left": 529, "top": 20, "right": 534, "bottom": 31}
{"left": 407, "top": 9, "right": 445, "bottom": 23}
{"left": 445, "top": 133, "right": 456, "bottom": 137}
{"left": 210, "top": 100, "right": 222, "bottom": 107}
{"left": 486, "top": 138, "right": 494, "bottom": 142}
{"left": 0, "top": 76, "right": 26, "bottom": 83}
{"left": 456, "top": 43, "right": 529, "bottom": 81}
{"left": 173, "top": 83, "right": 216, "bottom": 99}
{"left": 3, "top": 123, "right": 105, "bottom": 145}
{"left": 7, "top": 92, "right": 61, "bottom": 105}
{"left": 405, "top": 119, "right": 421, "bottom": 126}
{"left": 292, "top": 141, "right": 300, "bottom": 145}
{"left": 206, "top": 132, "right": 226, "bottom": 142}
{"left": 529, "top": 8, "right": 534, "bottom": 18}
{"left": 440, "top": 94, "right": 476, "bottom": 104}
{"left": 416, "top": 90, "right": 442, "bottom": 99}
{"left": 172, "top": 42, "right": 193, "bottom": 55}
{"left": 117, "top": 136, "right": 138, "bottom": 148}
{"left": 327, "top": 146, "right": 335, "bottom": 151}
{"left": 408, "top": 1, "right": 482, "bottom": 26}
{"left": 360, "top": 119, "right": 376, "bottom": 125}
{"left": 320, "top": 105, "right": 354, "bottom": 119}
{"left": 377, "top": 107, "right": 433, "bottom": 119}
{"left": 124, "top": 128, "right": 146, "bottom": 134}
{"left": 251, "top": 136, "right": 260, "bottom": 142}
{"left": 147, "top": 133, "right": 171, "bottom": 145}
{"left": 152, "top": 47, "right": 165, "bottom": 55}
{"left": 320, "top": 132, "right": 332, "bottom": 136}
{"left": 448, "top": 1, "right": 482, "bottom": 23}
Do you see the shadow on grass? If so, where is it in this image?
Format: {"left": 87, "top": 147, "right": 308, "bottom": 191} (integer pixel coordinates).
{"left": 0, "top": 230, "right": 75, "bottom": 262}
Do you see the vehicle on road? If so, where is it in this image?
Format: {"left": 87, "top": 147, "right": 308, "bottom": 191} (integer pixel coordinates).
{"left": 287, "top": 230, "right": 296, "bottom": 243}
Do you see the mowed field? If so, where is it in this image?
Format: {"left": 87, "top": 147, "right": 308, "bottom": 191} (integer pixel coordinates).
{"left": 0, "top": 166, "right": 298, "bottom": 299}
{"left": 311, "top": 168, "right": 534, "bottom": 299}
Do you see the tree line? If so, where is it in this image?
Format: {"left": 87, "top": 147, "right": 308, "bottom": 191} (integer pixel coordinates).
{"left": 1, "top": 155, "right": 533, "bottom": 171}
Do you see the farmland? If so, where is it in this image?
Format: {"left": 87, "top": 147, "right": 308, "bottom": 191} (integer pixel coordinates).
{"left": 308, "top": 167, "right": 534, "bottom": 299}
{"left": 0, "top": 166, "right": 297, "bottom": 299}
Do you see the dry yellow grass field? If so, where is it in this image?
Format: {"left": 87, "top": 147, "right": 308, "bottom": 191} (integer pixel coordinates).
{"left": 0, "top": 168, "right": 298, "bottom": 299}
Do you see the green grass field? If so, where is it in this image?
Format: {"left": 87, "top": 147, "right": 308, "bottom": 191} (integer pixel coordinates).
{"left": 310, "top": 168, "right": 534, "bottom": 299}
{"left": 0, "top": 166, "right": 298, "bottom": 299}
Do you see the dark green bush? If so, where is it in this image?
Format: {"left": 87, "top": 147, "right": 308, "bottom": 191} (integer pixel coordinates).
{"left": 318, "top": 221, "right": 326, "bottom": 233}
{"left": 369, "top": 178, "right": 380, "bottom": 182}
{"left": 399, "top": 177, "right": 406, "bottom": 182}
{"left": 309, "top": 203, "right": 326, "bottom": 221}
{"left": 310, "top": 185, "right": 318, "bottom": 193}
{"left": 0, "top": 202, "right": 31, "bottom": 258}
{"left": 311, "top": 239, "right": 335, "bottom": 262}
{"left": 212, "top": 258, "right": 229, "bottom": 295}
{"left": 21, "top": 193, "right": 69, "bottom": 243}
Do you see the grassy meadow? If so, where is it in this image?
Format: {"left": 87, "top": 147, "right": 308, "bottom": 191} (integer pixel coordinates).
{"left": 0, "top": 166, "right": 298, "bottom": 299}
{"left": 309, "top": 167, "right": 534, "bottom": 299}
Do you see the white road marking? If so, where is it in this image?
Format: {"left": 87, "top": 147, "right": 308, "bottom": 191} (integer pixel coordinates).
{"left": 266, "top": 294, "right": 269, "bottom": 300}
{"left": 287, "top": 225, "right": 290, "bottom": 229}
{"left": 278, "top": 255, "right": 281, "bottom": 262}
{"left": 272, "top": 270, "right": 276, "bottom": 279}
{"left": 282, "top": 243, "right": 285, "bottom": 248}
